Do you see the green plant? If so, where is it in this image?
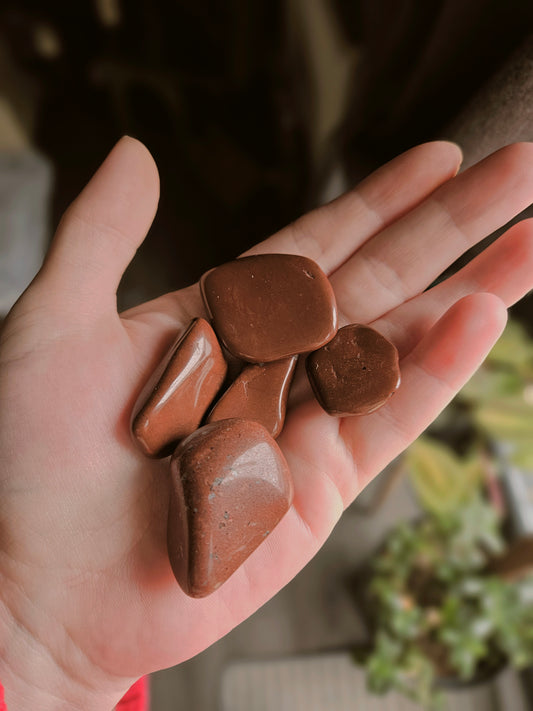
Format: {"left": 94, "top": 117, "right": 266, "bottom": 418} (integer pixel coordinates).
{"left": 363, "top": 495, "right": 533, "bottom": 709}
{"left": 406, "top": 436, "right": 484, "bottom": 516}
{"left": 438, "top": 318, "right": 533, "bottom": 468}
{"left": 360, "top": 318, "right": 533, "bottom": 708}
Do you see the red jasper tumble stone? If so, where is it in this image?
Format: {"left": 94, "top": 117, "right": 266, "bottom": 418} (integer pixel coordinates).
{"left": 131, "top": 318, "right": 227, "bottom": 457}
{"left": 306, "top": 324, "right": 400, "bottom": 416}
{"left": 201, "top": 254, "right": 338, "bottom": 362}
{"left": 207, "top": 356, "right": 297, "bottom": 438}
{"left": 167, "top": 418, "right": 293, "bottom": 598}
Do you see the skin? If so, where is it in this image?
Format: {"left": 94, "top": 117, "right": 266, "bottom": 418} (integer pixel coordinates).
{"left": 1, "top": 136, "right": 533, "bottom": 709}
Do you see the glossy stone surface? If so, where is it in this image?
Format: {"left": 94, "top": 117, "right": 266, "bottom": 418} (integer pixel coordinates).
{"left": 167, "top": 418, "right": 293, "bottom": 598}
{"left": 131, "top": 318, "right": 227, "bottom": 457}
{"left": 207, "top": 356, "right": 297, "bottom": 438}
{"left": 201, "top": 254, "right": 337, "bottom": 362}
{"left": 306, "top": 324, "right": 400, "bottom": 416}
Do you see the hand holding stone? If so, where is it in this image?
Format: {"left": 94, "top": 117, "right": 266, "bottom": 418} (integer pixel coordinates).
{"left": 1, "top": 137, "right": 533, "bottom": 710}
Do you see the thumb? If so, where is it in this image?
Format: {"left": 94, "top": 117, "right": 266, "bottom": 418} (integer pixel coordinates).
{"left": 35, "top": 136, "right": 159, "bottom": 315}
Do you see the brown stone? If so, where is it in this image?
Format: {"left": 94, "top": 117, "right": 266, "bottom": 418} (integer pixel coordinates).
{"left": 207, "top": 356, "right": 297, "bottom": 438}
{"left": 306, "top": 324, "right": 400, "bottom": 416}
{"left": 200, "top": 254, "right": 337, "bottom": 362}
{"left": 131, "top": 318, "right": 227, "bottom": 457}
{"left": 167, "top": 418, "right": 293, "bottom": 597}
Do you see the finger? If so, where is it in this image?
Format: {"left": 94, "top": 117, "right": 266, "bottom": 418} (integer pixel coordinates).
{"left": 126, "top": 142, "right": 461, "bottom": 331}
{"left": 331, "top": 143, "right": 533, "bottom": 324}
{"left": 373, "top": 218, "right": 533, "bottom": 358}
{"left": 339, "top": 293, "right": 508, "bottom": 500}
{"left": 245, "top": 141, "right": 462, "bottom": 272}
{"left": 36, "top": 136, "right": 159, "bottom": 313}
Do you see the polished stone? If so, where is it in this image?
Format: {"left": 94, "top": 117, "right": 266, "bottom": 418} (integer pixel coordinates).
{"left": 131, "top": 318, "right": 227, "bottom": 457}
{"left": 207, "top": 356, "right": 297, "bottom": 438}
{"left": 201, "top": 254, "right": 337, "bottom": 362}
{"left": 167, "top": 418, "right": 293, "bottom": 597}
{"left": 306, "top": 324, "right": 400, "bottom": 416}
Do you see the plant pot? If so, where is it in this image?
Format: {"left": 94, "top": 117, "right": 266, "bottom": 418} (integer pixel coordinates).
{"left": 435, "top": 655, "right": 507, "bottom": 690}
{"left": 343, "top": 508, "right": 528, "bottom": 709}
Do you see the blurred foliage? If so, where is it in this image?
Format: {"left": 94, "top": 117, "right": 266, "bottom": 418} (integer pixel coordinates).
{"left": 423, "top": 318, "right": 533, "bottom": 471}
{"left": 406, "top": 437, "right": 484, "bottom": 516}
{"left": 456, "top": 318, "right": 533, "bottom": 468}
{"left": 364, "top": 321, "right": 533, "bottom": 707}
{"left": 363, "top": 498, "right": 533, "bottom": 709}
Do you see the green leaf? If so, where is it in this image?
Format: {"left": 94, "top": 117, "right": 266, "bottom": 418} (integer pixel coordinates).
{"left": 474, "top": 398, "right": 533, "bottom": 442}
{"left": 486, "top": 319, "right": 533, "bottom": 377}
{"left": 460, "top": 368, "right": 524, "bottom": 404}
{"left": 507, "top": 443, "right": 533, "bottom": 470}
{"left": 365, "top": 631, "right": 403, "bottom": 694}
{"left": 407, "top": 437, "right": 483, "bottom": 515}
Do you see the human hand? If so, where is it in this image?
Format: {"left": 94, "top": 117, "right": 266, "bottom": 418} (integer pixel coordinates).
{"left": 1, "top": 137, "right": 532, "bottom": 710}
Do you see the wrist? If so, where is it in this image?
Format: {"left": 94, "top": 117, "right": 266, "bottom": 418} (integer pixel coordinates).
{"left": 0, "top": 584, "right": 127, "bottom": 711}
{"left": 0, "top": 661, "right": 121, "bottom": 711}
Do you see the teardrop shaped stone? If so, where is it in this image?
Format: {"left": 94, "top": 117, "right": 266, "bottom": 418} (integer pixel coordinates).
{"left": 167, "top": 418, "right": 293, "bottom": 598}
{"left": 201, "top": 254, "right": 337, "bottom": 362}
{"left": 306, "top": 324, "right": 400, "bottom": 416}
{"left": 131, "top": 318, "right": 227, "bottom": 457}
{"left": 207, "top": 356, "right": 297, "bottom": 437}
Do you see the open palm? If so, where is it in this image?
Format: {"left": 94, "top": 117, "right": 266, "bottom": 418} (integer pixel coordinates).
{"left": 1, "top": 137, "right": 533, "bottom": 710}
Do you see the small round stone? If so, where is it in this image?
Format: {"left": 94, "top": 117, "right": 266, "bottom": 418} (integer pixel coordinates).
{"left": 306, "top": 324, "right": 400, "bottom": 416}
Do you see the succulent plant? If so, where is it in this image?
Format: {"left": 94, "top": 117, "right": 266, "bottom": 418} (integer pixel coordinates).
{"left": 363, "top": 496, "right": 533, "bottom": 709}
{"left": 360, "top": 318, "right": 533, "bottom": 709}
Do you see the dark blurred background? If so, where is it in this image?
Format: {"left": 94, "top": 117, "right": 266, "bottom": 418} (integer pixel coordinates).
{"left": 1, "top": 0, "right": 533, "bottom": 311}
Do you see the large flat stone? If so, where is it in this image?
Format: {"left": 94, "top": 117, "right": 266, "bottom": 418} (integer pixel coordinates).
{"left": 167, "top": 418, "right": 293, "bottom": 597}
{"left": 201, "top": 254, "right": 337, "bottom": 362}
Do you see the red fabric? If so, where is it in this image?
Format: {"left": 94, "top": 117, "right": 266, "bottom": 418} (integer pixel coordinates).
{"left": 116, "top": 676, "right": 149, "bottom": 711}
{"left": 0, "top": 677, "right": 149, "bottom": 711}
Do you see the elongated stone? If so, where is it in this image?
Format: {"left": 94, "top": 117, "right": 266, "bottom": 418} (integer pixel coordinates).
{"left": 207, "top": 356, "right": 297, "bottom": 437}
{"left": 201, "top": 254, "right": 337, "bottom": 362}
{"left": 167, "top": 418, "right": 293, "bottom": 597}
{"left": 131, "top": 318, "right": 227, "bottom": 457}
{"left": 306, "top": 324, "right": 400, "bottom": 416}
